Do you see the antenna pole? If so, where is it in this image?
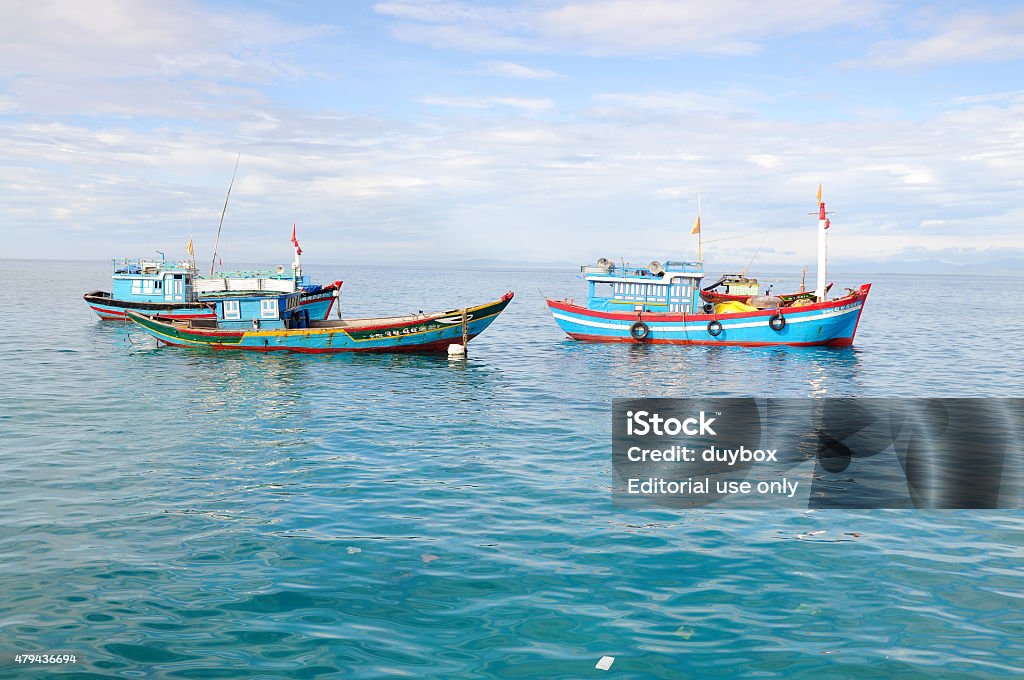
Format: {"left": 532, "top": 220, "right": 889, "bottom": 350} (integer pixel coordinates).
{"left": 742, "top": 235, "right": 767, "bottom": 276}
{"left": 698, "top": 193, "right": 702, "bottom": 263}
{"left": 210, "top": 154, "right": 240, "bottom": 276}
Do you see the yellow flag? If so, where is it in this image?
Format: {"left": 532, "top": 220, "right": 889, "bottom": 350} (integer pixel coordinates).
{"left": 816, "top": 182, "right": 822, "bottom": 205}
{"left": 185, "top": 238, "right": 195, "bottom": 257}
{"left": 690, "top": 214, "right": 701, "bottom": 235}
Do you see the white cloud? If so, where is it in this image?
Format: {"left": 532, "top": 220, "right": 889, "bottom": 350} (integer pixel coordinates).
{"left": 537, "top": 0, "right": 876, "bottom": 56}
{"left": 857, "top": 10, "right": 1024, "bottom": 68}
{"left": 747, "top": 155, "right": 781, "bottom": 169}
{"left": 479, "top": 60, "right": 563, "bottom": 79}
{"left": 0, "top": 0, "right": 330, "bottom": 117}
{"left": 419, "top": 95, "right": 556, "bottom": 112}
{"left": 376, "top": 0, "right": 881, "bottom": 56}
{"left": 592, "top": 90, "right": 759, "bottom": 115}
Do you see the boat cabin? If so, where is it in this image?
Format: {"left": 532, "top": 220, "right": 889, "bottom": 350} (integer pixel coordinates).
{"left": 192, "top": 265, "right": 314, "bottom": 296}
{"left": 701, "top": 273, "right": 761, "bottom": 297}
{"left": 582, "top": 259, "right": 705, "bottom": 313}
{"left": 112, "top": 256, "right": 320, "bottom": 304}
{"left": 203, "top": 290, "right": 310, "bottom": 330}
{"left": 112, "top": 258, "right": 197, "bottom": 304}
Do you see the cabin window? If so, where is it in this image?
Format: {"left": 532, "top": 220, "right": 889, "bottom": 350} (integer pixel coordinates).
{"left": 143, "top": 280, "right": 153, "bottom": 294}
{"left": 593, "top": 282, "right": 613, "bottom": 298}
{"left": 155, "top": 281, "right": 162, "bottom": 290}
{"left": 224, "top": 300, "right": 240, "bottom": 320}
{"left": 132, "top": 280, "right": 142, "bottom": 295}
{"left": 261, "top": 299, "right": 278, "bottom": 319}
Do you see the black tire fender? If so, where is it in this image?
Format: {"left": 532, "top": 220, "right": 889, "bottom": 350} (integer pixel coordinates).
{"left": 629, "top": 320, "right": 650, "bottom": 341}
{"left": 707, "top": 320, "right": 723, "bottom": 337}
{"left": 769, "top": 313, "right": 786, "bottom": 331}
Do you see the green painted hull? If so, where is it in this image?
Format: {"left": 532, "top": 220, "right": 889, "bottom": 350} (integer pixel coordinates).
{"left": 126, "top": 292, "right": 514, "bottom": 353}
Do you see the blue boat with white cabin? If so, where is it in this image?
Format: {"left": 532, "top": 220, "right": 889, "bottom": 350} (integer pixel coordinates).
{"left": 83, "top": 231, "right": 341, "bottom": 321}
{"left": 546, "top": 197, "right": 870, "bottom": 347}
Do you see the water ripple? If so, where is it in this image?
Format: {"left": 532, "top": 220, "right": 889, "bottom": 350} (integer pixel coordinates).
{"left": 0, "top": 262, "right": 1022, "bottom": 677}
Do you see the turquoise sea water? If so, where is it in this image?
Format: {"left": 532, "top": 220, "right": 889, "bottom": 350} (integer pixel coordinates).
{"left": 1, "top": 259, "right": 1022, "bottom": 678}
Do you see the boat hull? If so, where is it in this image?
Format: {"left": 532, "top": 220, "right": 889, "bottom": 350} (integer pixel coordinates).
{"left": 547, "top": 285, "right": 870, "bottom": 347}
{"left": 84, "top": 285, "right": 340, "bottom": 321}
{"left": 126, "top": 292, "right": 514, "bottom": 353}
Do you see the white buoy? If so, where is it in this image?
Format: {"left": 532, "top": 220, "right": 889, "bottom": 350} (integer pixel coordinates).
{"left": 596, "top": 656, "right": 615, "bottom": 671}
{"left": 447, "top": 343, "right": 466, "bottom": 357}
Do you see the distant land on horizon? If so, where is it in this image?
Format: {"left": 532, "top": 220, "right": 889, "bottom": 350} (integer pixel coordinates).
{"left": 9, "top": 256, "right": 1023, "bottom": 276}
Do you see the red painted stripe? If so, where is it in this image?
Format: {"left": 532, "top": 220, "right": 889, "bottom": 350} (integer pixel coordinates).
{"left": 91, "top": 305, "right": 216, "bottom": 321}
{"left": 846, "top": 283, "right": 871, "bottom": 341}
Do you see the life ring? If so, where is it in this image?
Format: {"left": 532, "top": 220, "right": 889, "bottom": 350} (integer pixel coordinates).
{"left": 629, "top": 320, "right": 650, "bottom": 341}
{"left": 707, "top": 320, "right": 723, "bottom": 337}
{"left": 769, "top": 313, "right": 786, "bottom": 331}
{"left": 702, "top": 302, "right": 714, "bottom": 313}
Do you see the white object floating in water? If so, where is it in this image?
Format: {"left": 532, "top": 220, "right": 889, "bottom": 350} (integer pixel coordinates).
{"left": 347, "top": 546, "right": 361, "bottom": 554}
{"left": 447, "top": 343, "right": 466, "bottom": 357}
{"left": 596, "top": 656, "right": 615, "bottom": 671}
{"left": 797, "top": 530, "right": 827, "bottom": 540}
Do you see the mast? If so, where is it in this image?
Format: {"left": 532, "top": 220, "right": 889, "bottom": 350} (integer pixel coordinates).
{"left": 290, "top": 223, "right": 303, "bottom": 281}
{"left": 210, "top": 154, "right": 240, "bottom": 276}
{"left": 815, "top": 187, "right": 829, "bottom": 302}
{"left": 698, "top": 192, "right": 702, "bottom": 263}
{"left": 691, "top": 193, "right": 702, "bottom": 263}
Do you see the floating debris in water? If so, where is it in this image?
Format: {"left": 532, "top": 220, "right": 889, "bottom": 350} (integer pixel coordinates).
{"left": 795, "top": 603, "right": 820, "bottom": 615}
{"left": 346, "top": 546, "right": 361, "bottom": 554}
{"left": 595, "top": 656, "right": 615, "bottom": 671}
{"left": 797, "top": 530, "right": 827, "bottom": 540}
{"left": 421, "top": 554, "right": 439, "bottom": 564}
{"left": 675, "top": 626, "right": 695, "bottom": 639}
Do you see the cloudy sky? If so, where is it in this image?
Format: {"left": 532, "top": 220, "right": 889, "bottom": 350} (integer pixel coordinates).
{"left": 3, "top": 0, "right": 1023, "bottom": 269}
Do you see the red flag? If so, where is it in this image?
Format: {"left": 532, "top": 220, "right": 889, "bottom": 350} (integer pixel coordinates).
{"left": 291, "top": 223, "right": 302, "bottom": 255}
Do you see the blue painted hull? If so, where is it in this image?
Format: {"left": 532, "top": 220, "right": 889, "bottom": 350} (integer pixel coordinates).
{"left": 547, "top": 285, "right": 870, "bottom": 347}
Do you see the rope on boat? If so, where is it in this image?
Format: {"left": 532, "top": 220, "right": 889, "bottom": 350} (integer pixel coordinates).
{"left": 122, "top": 315, "right": 158, "bottom": 349}
{"left": 448, "top": 307, "right": 469, "bottom": 358}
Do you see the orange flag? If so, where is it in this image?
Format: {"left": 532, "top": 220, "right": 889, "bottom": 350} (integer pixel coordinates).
{"left": 690, "top": 214, "right": 701, "bottom": 235}
{"left": 816, "top": 182, "right": 823, "bottom": 205}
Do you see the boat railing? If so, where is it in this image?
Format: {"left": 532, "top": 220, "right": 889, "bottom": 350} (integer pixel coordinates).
{"left": 211, "top": 269, "right": 298, "bottom": 280}
{"left": 112, "top": 257, "right": 196, "bottom": 275}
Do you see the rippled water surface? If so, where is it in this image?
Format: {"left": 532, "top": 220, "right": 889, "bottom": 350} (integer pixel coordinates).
{"left": 1, "top": 259, "right": 1022, "bottom": 678}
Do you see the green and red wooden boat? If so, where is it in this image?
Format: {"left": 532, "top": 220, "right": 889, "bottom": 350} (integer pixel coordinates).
{"left": 126, "top": 290, "right": 514, "bottom": 354}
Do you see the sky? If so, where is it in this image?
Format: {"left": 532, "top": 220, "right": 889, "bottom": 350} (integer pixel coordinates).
{"left": 2, "top": 0, "right": 1023, "bottom": 270}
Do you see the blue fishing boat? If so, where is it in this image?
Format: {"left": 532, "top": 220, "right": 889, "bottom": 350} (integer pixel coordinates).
{"left": 126, "top": 290, "right": 515, "bottom": 354}
{"left": 84, "top": 228, "right": 340, "bottom": 321}
{"left": 546, "top": 197, "right": 870, "bottom": 347}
